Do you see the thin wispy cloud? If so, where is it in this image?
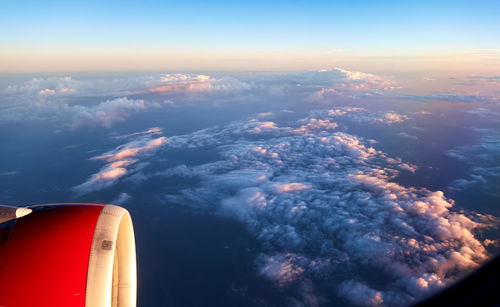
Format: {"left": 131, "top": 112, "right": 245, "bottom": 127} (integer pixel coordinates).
{"left": 73, "top": 128, "right": 166, "bottom": 194}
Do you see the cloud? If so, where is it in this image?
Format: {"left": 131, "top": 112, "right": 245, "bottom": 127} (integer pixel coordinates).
{"left": 149, "top": 74, "right": 250, "bottom": 94}
{"left": 307, "top": 107, "right": 410, "bottom": 125}
{"left": 397, "top": 132, "right": 418, "bottom": 140}
{"left": 3, "top": 74, "right": 250, "bottom": 99}
{"left": 71, "top": 97, "right": 147, "bottom": 128}
{"left": 3, "top": 69, "right": 499, "bottom": 126}
{"left": 4, "top": 75, "right": 154, "bottom": 97}
{"left": 0, "top": 171, "right": 18, "bottom": 176}
{"left": 338, "top": 280, "right": 384, "bottom": 307}
{"left": 274, "top": 183, "right": 312, "bottom": 193}
{"left": 157, "top": 112, "right": 496, "bottom": 306}
{"left": 111, "top": 192, "right": 132, "bottom": 205}
{"left": 73, "top": 128, "right": 166, "bottom": 194}
{"left": 450, "top": 167, "right": 500, "bottom": 196}
{"left": 293, "top": 69, "right": 397, "bottom": 89}
{"left": 0, "top": 73, "right": 250, "bottom": 123}
{"left": 447, "top": 128, "right": 500, "bottom": 163}
{"left": 401, "top": 93, "right": 499, "bottom": 105}
{"left": 293, "top": 118, "right": 338, "bottom": 135}
{"left": 0, "top": 90, "right": 157, "bottom": 127}
{"left": 258, "top": 253, "right": 306, "bottom": 287}
{"left": 113, "top": 127, "right": 163, "bottom": 139}
{"left": 297, "top": 69, "right": 399, "bottom": 101}
{"left": 465, "top": 75, "right": 500, "bottom": 83}
{"left": 257, "top": 112, "right": 274, "bottom": 118}
{"left": 464, "top": 108, "right": 500, "bottom": 118}
{"left": 38, "top": 89, "right": 56, "bottom": 95}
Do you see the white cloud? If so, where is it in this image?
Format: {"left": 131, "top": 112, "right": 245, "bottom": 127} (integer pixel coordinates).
{"left": 150, "top": 74, "right": 250, "bottom": 94}
{"left": 293, "top": 118, "right": 338, "bottom": 135}
{"left": 157, "top": 112, "right": 496, "bottom": 306}
{"left": 318, "top": 107, "right": 410, "bottom": 125}
{"left": 297, "top": 69, "right": 399, "bottom": 101}
{"left": 1, "top": 73, "right": 250, "bottom": 123}
{"left": 71, "top": 97, "right": 147, "bottom": 128}
{"left": 4, "top": 76, "right": 148, "bottom": 97}
{"left": 3, "top": 69, "right": 499, "bottom": 126}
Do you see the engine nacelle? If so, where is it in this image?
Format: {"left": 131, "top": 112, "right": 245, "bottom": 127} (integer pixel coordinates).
{"left": 0, "top": 203, "right": 136, "bottom": 307}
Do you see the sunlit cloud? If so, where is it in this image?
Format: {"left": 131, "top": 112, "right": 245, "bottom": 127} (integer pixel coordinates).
{"left": 73, "top": 129, "right": 166, "bottom": 194}
{"left": 156, "top": 110, "right": 496, "bottom": 305}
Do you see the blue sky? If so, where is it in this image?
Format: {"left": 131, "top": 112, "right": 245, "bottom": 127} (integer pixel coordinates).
{"left": 1, "top": 0, "right": 499, "bottom": 71}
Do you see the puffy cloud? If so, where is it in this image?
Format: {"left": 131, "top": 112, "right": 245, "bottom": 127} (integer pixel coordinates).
{"left": 274, "top": 183, "right": 312, "bottom": 193}
{"left": 0, "top": 73, "right": 250, "bottom": 123}
{"left": 308, "top": 107, "right": 410, "bottom": 125}
{"left": 71, "top": 97, "right": 147, "bottom": 128}
{"left": 248, "top": 121, "right": 280, "bottom": 134}
{"left": 258, "top": 253, "right": 306, "bottom": 287}
{"left": 300, "top": 69, "right": 399, "bottom": 101}
{"left": 149, "top": 74, "right": 249, "bottom": 94}
{"left": 294, "top": 69, "right": 397, "bottom": 90}
{"left": 0, "top": 90, "right": 157, "bottom": 127}
{"left": 293, "top": 118, "right": 338, "bottom": 135}
{"left": 4, "top": 76, "right": 149, "bottom": 97}
{"left": 338, "top": 280, "right": 384, "bottom": 306}
{"left": 4, "top": 73, "right": 250, "bottom": 99}
{"left": 158, "top": 111, "right": 496, "bottom": 306}
{"left": 73, "top": 129, "right": 165, "bottom": 194}
{"left": 3, "top": 69, "right": 499, "bottom": 126}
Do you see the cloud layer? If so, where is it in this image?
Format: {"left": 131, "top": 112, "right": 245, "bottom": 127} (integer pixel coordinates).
{"left": 6, "top": 68, "right": 498, "bottom": 305}
{"left": 448, "top": 128, "right": 500, "bottom": 195}
{"left": 3, "top": 69, "right": 500, "bottom": 128}
{"left": 155, "top": 111, "right": 496, "bottom": 306}
{"left": 0, "top": 73, "right": 250, "bottom": 125}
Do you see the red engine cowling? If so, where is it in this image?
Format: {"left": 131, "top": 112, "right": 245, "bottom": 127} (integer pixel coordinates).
{"left": 0, "top": 203, "right": 136, "bottom": 307}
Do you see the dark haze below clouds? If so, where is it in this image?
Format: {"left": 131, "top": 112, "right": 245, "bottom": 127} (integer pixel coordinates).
{"left": 0, "top": 70, "right": 499, "bottom": 306}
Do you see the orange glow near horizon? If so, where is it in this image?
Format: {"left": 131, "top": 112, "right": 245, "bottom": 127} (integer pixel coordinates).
{"left": 1, "top": 48, "right": 500, "bottom": 75}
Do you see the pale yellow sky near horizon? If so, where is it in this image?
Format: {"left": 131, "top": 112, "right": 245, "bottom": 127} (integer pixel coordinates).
{"left": 1, "top": 48, "right": 500, "bottom": 75}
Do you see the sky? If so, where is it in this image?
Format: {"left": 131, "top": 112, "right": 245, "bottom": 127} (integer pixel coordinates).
{"left": 1, "top": 0, "right": 500, "bottom": 72}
